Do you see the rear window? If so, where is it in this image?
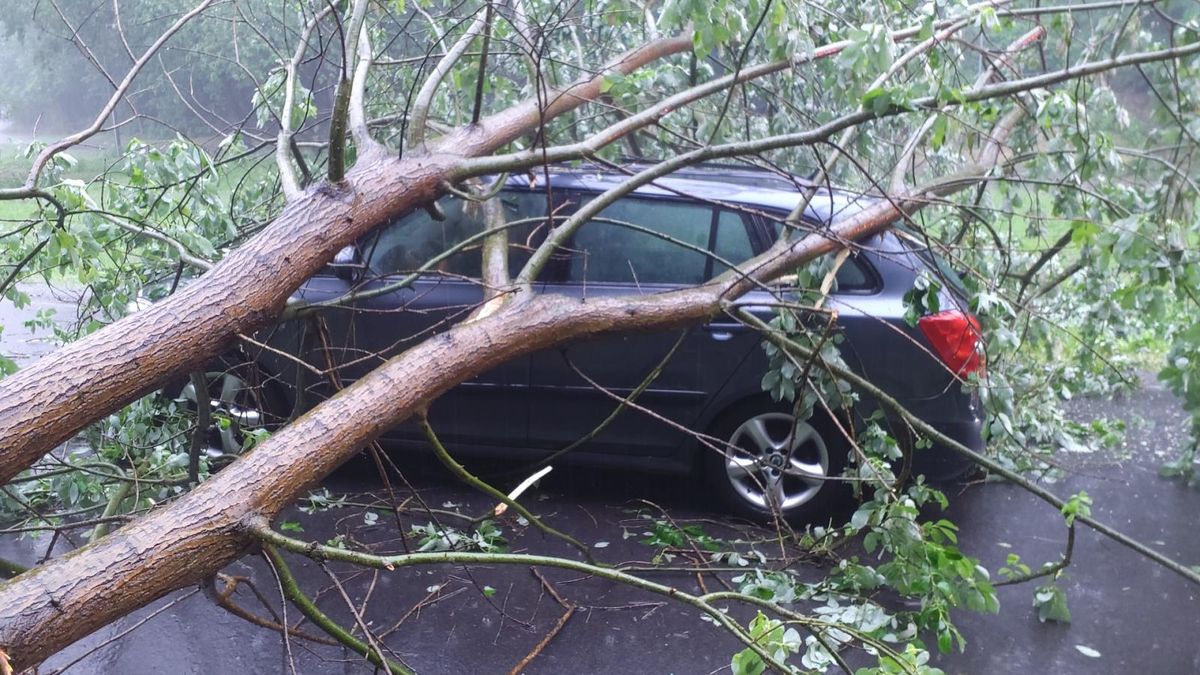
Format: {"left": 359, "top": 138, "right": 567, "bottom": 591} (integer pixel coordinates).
{"left": 763, "top": 215, "right": 877, "bottom": 292}
{"left": 892, "top": 225, "right": 968, "bottom": 296}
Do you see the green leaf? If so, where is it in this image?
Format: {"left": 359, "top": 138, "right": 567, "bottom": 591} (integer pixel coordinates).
{"left": 1071, "top": 220, "right": 1101, "bottom": 245}
{"left": 930, "top": 115, "right": 949, "bottom": 150}
{"left": 861, "top": 87, "right": 893, "bottom": 115}
{"left": 1060, "top": 491, "right": 1092, "bottom": 525}
{"left": 1034, "top": 584, "right": 1071, "bottom": 624}
{"left": 731, "top": 648, "right": 766, "bottom": 675}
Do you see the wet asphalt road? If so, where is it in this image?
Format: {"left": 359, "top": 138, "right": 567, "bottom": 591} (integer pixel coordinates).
{"left": 1, "top": 292, "right": 1198, "bottom": 674}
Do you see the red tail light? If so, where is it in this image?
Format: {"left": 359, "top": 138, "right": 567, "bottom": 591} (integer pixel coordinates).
{"left": 918, "top": 310, "right": 985, "bottom": 377}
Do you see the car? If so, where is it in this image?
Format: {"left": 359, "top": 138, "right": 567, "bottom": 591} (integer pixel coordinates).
{"left": 197, "top": 164, "right": 986, "bottom": 522}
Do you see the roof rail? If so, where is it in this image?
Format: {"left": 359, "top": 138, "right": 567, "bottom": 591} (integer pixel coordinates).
{"left": 611, "top": 157, "right": 822, "bottom": 191}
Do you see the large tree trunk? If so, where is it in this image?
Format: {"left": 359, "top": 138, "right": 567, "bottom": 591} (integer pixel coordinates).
{"left": 0, "top": 192, "right": 908, "bottom": 670}
{"left": 0, "top": 36, "right": 693, "bottom": 486}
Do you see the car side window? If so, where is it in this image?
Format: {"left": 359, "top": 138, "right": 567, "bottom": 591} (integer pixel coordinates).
{"left": 833, "top": 256, "right": 873, "bottom": 290}
{"left": 712, "top": 210, "right": 755, "bottom": 275}
{"left": 568, "top": 198, "right": 713, "bottom": 285}
{"left": 367, "top": 191, "right": 550, "bottom": 278}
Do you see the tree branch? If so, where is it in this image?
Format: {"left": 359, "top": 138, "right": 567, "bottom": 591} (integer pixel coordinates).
{"left": 408, "top": 9, "right": 490, "bottom": 149}
{"left": 262, "top": 546, "right": 412, "bottom": 675}
{"left": 348, "top": 21, "right": 382, "bottom": 155}
{"left": 0, "top": 0, "right": 216, "bottom": 201}
{"left": 277, "top": 2, "right": 340, "bottom": 199}
{"left": 419, "top": 417, "right": 593, "bottom": 561}
{"left": 328, "top": 0, "right": 372, "bottom": 183}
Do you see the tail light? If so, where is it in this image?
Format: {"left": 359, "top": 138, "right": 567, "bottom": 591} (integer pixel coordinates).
{"left": 918, "top": 310, "right": 985, "bottom": 378}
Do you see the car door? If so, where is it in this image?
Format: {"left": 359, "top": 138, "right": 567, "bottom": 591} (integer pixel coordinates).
{"left": 528, "top": 196, "right": 763, "bottom": 457}
{"left": 318, "top": 192, "right": 551, "bottom": 446}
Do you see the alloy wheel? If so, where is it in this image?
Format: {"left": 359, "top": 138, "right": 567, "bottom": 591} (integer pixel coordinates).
{"left": 723, "top": 411, "right": 830, "bottom": 512}
{"left": 181, "top": 371, "right": 266, "bottom": 457}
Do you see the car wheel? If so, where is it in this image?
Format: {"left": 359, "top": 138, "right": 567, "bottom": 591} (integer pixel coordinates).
{"left": 705, "top": 401, "right": 851, "bottom": 524}
{"left": 176, "top": 362, "right": 281, "bottom": 458}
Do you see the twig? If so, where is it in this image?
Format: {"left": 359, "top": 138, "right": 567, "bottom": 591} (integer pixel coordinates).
{"left": 0, "top": 0, "right": 216, "bottom": 199}
{"left": 90, "top": 478, "right": 132, "bottom": 541}
{"left": 419, "top": 417, "right": 594, "bottom": 562}
{"left": 408, "top": 8, "right": 491, "bottom": 148}
{"left": 328, "top": 0, "right": 372, "bottom": 183}
{"left": 251, "top": 521, "right": 907, "bottom": 673}
{"left": 531, "top": 568, "right": 572, "bottom": 609}
{"left": 508, "top": 606, "right": 575, "bottom": 675}
{"left": 320, "top": 561, "right": 396, "bottom": 671}
{"left": 995, "top": 523, "right": 1076, "bottom": 587}
{"left": 379, "top": 586, "right": 466, "bottom": 638}
{"left": 187, "top": 371, "right": 210, "bottom": 485}
{"left": 262, "top": 545, "right": 412, "bottom": 675}
{"left": 471, "top": 2, "right": 494, "bottom": 126}
{"left": 276, "top": 2, "right": 339, "bottom": 198}
{"left": 203, "top": 575, "right": 339, "bottom": 645}
{"left": 348, "top": 19, "right": 383, "bottom": 155}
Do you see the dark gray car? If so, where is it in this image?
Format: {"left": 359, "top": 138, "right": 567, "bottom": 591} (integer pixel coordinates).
{"left": 218, "top": 166, "right": 985, "bottom": 522}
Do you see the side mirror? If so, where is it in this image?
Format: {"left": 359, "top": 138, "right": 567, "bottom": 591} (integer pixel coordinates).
{"left": 327, "top": 244, "right": 364, "bottom": 282}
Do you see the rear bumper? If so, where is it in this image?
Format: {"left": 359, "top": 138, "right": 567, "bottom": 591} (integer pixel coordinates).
{"left": 911, "top": 419, "right": 984, "bottom": 481}
{"left": 892, "top": 389, "right": 984, "bottom": 482}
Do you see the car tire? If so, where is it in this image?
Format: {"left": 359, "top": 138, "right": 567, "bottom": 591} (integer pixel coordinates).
{"left": 704, "top": 399, "right": 852, "bottom": 524}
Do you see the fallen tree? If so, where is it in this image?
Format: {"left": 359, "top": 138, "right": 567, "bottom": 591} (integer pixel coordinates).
{"left": 1, "top": 0, "right": 1199, "bottom": 671}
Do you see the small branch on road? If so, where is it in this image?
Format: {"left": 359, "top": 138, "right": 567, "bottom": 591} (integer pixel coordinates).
{"left": 419, "top": 416, "right": 594, "bottom": 561}
{"left": 995, "top": 523, "right": 1076, "bottom": 587}
{"left": 508, "top": 606, "right": 574, "bottom": 674}
{"left": 261, "top": 545, "right": 413, "bottom": 675}
{"left": 251, "top": 521, "right": 908, "bottom": 673}
{"left": 203, "top": 575, "right": 340, "bottom": 646}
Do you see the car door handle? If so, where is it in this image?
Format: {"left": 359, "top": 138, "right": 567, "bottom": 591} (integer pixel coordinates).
{"left": 703, "top": 322, "right": 746, "bottom": 341}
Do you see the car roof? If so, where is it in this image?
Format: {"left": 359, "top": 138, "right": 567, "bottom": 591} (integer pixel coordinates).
{"left": 504, "top": 164, "right": 876, "bottom": 224}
